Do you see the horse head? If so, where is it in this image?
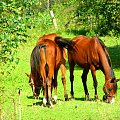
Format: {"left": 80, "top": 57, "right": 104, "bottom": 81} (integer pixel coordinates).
{"left": 103, "top": 78, "right": 120, "bottom": 103}
{"left": 26, "top": 73, "right": 43, "bottom": 99}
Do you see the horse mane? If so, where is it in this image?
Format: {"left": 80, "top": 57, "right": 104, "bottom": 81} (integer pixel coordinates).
{"left": 96, "top": 37, "right": 112, "bottom": 67}
{"left": 96, "top": 37, "right": 115, "bottom": 78}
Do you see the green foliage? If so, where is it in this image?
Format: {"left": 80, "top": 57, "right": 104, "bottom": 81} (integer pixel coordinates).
{"left": 0, "top": 0, "right": 52, "bottom": 74}
{"left": 52, "top": 0, "right": 78, "bottom": 32}
{"left": 37, "top": 11, "right": 53, "bottom": 30}
{"left": 0, "top": 0, "right": 28, "bottom": 73}
{"left": 86, "top": 30, "right": 96, "bottom": 37}
{"left": 75, "top": 0, "right": 120, "bottom": 36}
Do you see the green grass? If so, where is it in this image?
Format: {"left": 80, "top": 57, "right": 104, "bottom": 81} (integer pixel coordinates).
{"left": 1, "top": 31, "right": 120, "bottom": 120}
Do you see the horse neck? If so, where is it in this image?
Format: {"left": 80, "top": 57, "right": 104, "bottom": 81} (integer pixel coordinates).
{"left": 103, "top": 65, "right": 115, "bottom": 81}
{"left": 98, "top": 45, "right": 115, "bottom": 81}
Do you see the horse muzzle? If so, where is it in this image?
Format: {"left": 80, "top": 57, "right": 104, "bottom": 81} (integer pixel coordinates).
{"left": 103, "top": 95, "right": 115, "bottom": 104}
{"left": 108, "top": 96, "right": 115, "bottom": 104}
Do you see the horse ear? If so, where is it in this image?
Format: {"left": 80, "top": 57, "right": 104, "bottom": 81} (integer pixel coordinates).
{"left": 25, "top": 73, "right": 30, "bottom": 78}
{"left": 116, "top": 79, "right": 120, "bottom": 82}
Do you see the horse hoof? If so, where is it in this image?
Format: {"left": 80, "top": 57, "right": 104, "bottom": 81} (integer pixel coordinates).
{"left": 42, "top": 104, "right": 46, "bottom": 108}
{"left": 54, "top": 95, "right": 57, "bottom": 103}
{"left": 96, "top": 99, "right": 101, "bottom": 102}
{"left": 85, "top": 94, "right": 90, "bottom": 101}
{"left": 103, "top": 95, "right": 107, "bottom": 101}
{"left": 34, "top": 96, "right": 39, "bottom": 99}
{"left": 65, "top": 97, "right": 68, "bottom": 101}
{"left": 64, "top": 94, "right": 68, "bottom": 101}
{"left": 49, "top": 104, "right": 54, "bottom": 108}
{"left": 49, "top": 101, "right": 54, "bottom": 108}
{"left": 70, "top": 97, "right": 74, "bottom": 101}
{"left": 43, "top": 98, "right": 47, "bottom": 107}
{"left": 94, "top": 95, "right": 98, "bottom": 100}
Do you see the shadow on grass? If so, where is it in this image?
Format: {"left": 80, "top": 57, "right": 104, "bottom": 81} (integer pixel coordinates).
{"left": 27, "top": 95, "right": 64, "bottom": 101}
{"left": 74, "top": 97, "right": 103, "bottom": 103}
{"left": 27, "top": 101, "right": 43, "bottom": 107}
{"left": 27, "top": 95, "right": 43, "bottom": 100}
{"left": 26, "top": 96, "right": 34, "bottom": 99}
{"left": 33, "top": 101, "right": 43, "bottom": 106}
{"left": 107, "top": 45, "right": 120, "bottom": 69}
{"left": 75, "top": 97, "right": 85, "bottom": 101}
{"left": 27, "top": 96, "right": 64, "bottom": 107}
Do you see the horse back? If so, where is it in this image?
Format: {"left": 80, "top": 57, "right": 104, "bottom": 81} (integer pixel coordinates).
{"left": 37, "top": 33, "right": 66, "bottom": 68}
{"left": 69, "top": 36, "right": 104, "bottom": 67}
{"left": 37, "top": 33, "right": 58, "bottom": 45}
{"left": 40, "top": 39, "right": 57, "bottom": 66}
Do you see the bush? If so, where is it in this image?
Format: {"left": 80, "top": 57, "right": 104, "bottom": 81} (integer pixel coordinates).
{"left": 0, "top": 1, "right": 29, "bottom": 74}
{"left": 86, "top": 30, "right": 96, "bottom": 37}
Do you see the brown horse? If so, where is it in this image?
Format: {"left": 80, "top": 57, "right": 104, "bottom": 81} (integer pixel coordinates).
{"left": 36, "top": 33, "right": 68, "bottom": 101}
{"left": 28, "top": 39, "right": 58, "bottom": 107}
{"left": 55, "top": 35, "right": 120, "bottom": 103}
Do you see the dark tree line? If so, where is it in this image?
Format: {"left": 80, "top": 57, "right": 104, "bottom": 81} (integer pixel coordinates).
{"left": 75, "top": 0, "right": 120, "bottom": 36}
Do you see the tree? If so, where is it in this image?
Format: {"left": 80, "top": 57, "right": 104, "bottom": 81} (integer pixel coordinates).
{"left": 75, "top": 0, "right": 120, "bottom": 36}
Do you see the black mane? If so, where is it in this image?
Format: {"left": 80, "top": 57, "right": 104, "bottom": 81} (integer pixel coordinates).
{"left": 97, "top": 37, "right": 115, "bottom": 78}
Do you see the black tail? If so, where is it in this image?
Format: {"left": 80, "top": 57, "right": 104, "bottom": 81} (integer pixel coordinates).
{"left": 55, "top": 36, "right": 72, "bottom": 49}
{"left": 30, "top": 45, "right": 40, "bottom": 73}
{"left": 30, "top": 44, "right": 46, "bottom": 73}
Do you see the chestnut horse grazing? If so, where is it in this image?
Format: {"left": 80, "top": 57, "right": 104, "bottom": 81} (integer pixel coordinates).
{"left": 29, "top": 39, "right": 58, "bottom": 107}
{"left": 55, "top": 35, "right": 120, "bottom": 103}
{"left": 36, "top": 33, "right": 68, "bottom": 101}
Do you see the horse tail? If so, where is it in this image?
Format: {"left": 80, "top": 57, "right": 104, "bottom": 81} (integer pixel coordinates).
{"left": 30, "top": 45, "right": 40, "bottom": 73}
{"left": 97, "top": 37, "right": 116, "bottom": 78}
{"left": 30, "top": 44, "right": 46, "bottom": 73}
{"left": 55, "top": 36, "right": 72, "bottom": 49}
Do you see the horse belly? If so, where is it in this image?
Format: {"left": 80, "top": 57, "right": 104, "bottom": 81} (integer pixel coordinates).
{"left": 72, "top": 52, "right": 87, "bottom": 67}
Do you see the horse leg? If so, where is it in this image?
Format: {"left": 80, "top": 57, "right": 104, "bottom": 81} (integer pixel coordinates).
{"left": 69, "top": 62, "right": 75, "bottom": 99}
{"left": 40, "top": 66, "right": 47, "bottom": 107}
{"left": 90, "top": 65, "right": 98, "bottom": 100}
{"left": 60, "top": 64, "right": 68, "bottom": 101}
{"left": 43, "top": 79, "right": 47, "bottom": 107}
{"left": 47, "top": 77, "right": 53, "bottom": 107}
{"left": 53, "top": 69, "right": 58, "bottom": 103}
{"left": 47, "top": 68, "right": 54, "bottom": 108}
{"left": 81, "top": 64, "right": 89, "bottom": 100}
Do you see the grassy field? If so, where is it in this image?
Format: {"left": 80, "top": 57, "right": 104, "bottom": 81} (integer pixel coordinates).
{"left": 1, "top": 30, "right": 120, "bottom": 120}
